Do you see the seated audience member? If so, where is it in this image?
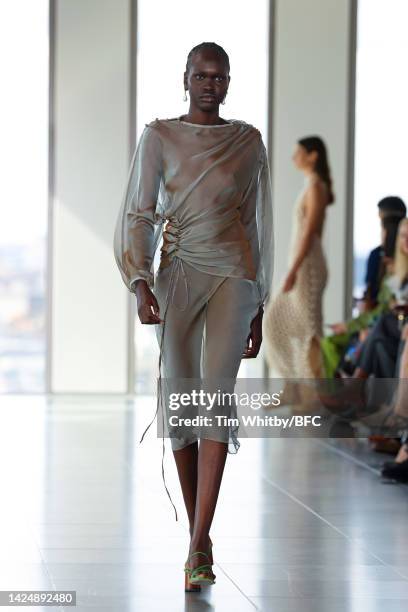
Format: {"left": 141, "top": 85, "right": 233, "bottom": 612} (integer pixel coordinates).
{"left": 321, "top": 215, "right": 402, "bottom": 377}
{"left": 364, "top": 196, "right": 406, "bottom": 307}
{"left": 352, "top": 218, "right": 408, "bottom": 379}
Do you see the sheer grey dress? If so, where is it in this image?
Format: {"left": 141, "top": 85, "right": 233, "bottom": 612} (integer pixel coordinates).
{"left": 113, "top": 116, "right": 274, "bottom": 517}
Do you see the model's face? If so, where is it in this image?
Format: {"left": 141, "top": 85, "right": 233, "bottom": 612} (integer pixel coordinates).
{"left": 292, "top": 144, "right": 317, "bottom": 171}
{"left": 398, "top": 222, "right": 408, "bottom": 256}
{"left": 184, "top": 50, "right": 230, "bottom": 112}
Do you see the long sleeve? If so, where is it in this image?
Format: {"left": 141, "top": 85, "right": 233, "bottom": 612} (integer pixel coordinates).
{"left": 113, "top": 125, "right": 162, "bottom": 293}
{"left": 239, "top": 141, "right": 274, "bottom": 308}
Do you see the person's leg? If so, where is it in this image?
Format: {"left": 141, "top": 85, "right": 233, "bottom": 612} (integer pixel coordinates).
{"left": 154, "top": 261, "right": 212, "bottom": 535}
{"left": 354, "top": 312, "right": 401, "bottom": 378}
{"left": 188, "top": 439, "right": 227, "bottom": 558}
{"left": 374, "top": 312, "right": 402, "bottom": 376}
{"left": 189, "top": 277, "right": 259, "bottom": 563}
{"left": 172, "top": 442, "right": 198, "bottom": 535}
{"left": 393, "top": 325, "right": 408, "bottom": 419}
{"left": 353, "top": 314, "right": 389, "bottom": 377}
{"left": 307, "top": 335, "right": 325, "bottom": 378}
{"left": 374, "top": 340, "right": 399, "bottom": 377}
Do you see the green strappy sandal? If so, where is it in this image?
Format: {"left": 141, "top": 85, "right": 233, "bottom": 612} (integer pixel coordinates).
{"left": 184, "top": 538, "right": 215, "bottom": 592}
{"left": 184, "top": 551, "right": 216, "bottom": 588}
{"left": 208, "top": 537, "right": 213, "bottom": 565}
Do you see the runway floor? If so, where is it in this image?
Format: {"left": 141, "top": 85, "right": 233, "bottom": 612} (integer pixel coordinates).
{"left": 1, "top": 395, "right": 408, "bottom": 611}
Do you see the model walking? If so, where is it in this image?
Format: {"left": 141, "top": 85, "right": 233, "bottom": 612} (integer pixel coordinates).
{"left": 264, "top": 137, "right": 333, "bottom": 379}
{"left": 114, "top": 42, "right": 273, "bottom": 590}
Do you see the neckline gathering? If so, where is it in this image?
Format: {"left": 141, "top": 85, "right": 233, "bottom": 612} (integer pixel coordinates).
{"left": 176, "top": 115, "right": 235, "bottom": 128}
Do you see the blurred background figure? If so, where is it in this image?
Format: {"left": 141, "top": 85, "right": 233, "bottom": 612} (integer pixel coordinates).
{"left": 322, "top": 210, "right": 404, "bottom": 378}
{"left": 363, "top": 196, "right": 406, "bottom": 308}
{"left": 351, "top": 217, "right": 408, "bottom": 380}
{"left": 380, "top": 323, "right": 408, "bottom": 481}
{"left": 264, "top": 136, "right": 334, "bottom": 379}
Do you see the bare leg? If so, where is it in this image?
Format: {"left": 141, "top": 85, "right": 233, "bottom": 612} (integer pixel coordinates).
{"left": 172, "top": 441, "right": 214, "bottom": 565}
{"left": 309, "top": 335, "right": 324, "bottom": 378}
{"left": 189, "top": 439, "right": 228, "bottom": 568}
{"left": 172, "top": 441, "right": 198, "bottom": 534}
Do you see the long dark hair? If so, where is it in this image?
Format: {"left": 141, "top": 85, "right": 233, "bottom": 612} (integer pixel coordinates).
{"left": 298, "top": 136, "right": 335, "bottom": 205}
{"left": 382, "top": 215, "right": 401, "bottom": 258}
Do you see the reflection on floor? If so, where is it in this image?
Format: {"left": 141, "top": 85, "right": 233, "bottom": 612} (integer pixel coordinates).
{"left": 1, "top": 395, "right": 408, "bottom": 611}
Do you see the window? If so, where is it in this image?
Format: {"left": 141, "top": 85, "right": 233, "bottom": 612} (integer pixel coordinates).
{"left": 354, "top": 0, "right": 408, "bottom": 296}
{"left": 134, "top": 0, "right": 270, "bottom": 391}
{"left": 0, "top": 2, "right": 49, "bottom": 392}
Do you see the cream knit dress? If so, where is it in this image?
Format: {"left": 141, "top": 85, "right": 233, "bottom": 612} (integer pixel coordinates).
{"left": 264, "top": 176, "right": 329, "bottom": 379}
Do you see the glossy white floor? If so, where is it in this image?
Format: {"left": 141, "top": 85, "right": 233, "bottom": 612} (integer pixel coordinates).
{"left": 1, "top": 395, "right": 408, "bottom": 611}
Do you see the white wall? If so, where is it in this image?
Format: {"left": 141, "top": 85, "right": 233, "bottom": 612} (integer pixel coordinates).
{"left": 271, "top": 0, "right": 355, "bottom": 323}
{"left": 51, "top": 0, "right": 131, "bottom": 392}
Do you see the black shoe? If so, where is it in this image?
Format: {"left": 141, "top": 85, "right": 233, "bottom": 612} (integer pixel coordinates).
{"left": 381, "top": 458, "right": 408, "bottom": 482}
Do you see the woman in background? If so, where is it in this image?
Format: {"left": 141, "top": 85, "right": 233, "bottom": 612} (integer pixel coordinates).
{"left": 351, "top": 218, "right": 408, "bottom": 379}
{"left": 264, "top": 136, "right": 333, "bottom": 379}
{"left": 321, "top": 214, "right": 400, "bottom": 378}
{"left": 318, "top": 219, "right": 408, "bottom": 414}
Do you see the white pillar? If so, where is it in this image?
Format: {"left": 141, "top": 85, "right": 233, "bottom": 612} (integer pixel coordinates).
{"left": 271, "top": 0, "right": 356, "bottom": 323}
{"left": 50, "top": 0, "right": 132, "bottom": 392}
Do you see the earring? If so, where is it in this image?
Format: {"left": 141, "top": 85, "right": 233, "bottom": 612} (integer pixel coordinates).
{"left": 221, "top": 94, "right": 227, "bottom": 105}
{"left": 183, "top": 89, "right": 188, "bottom": 102}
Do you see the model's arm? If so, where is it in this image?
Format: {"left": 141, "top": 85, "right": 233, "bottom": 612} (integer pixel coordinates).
{"left": 282, "top": 180, "right": 326, "bottom": 292}
{"left": 113, "top": 125, "right": 162, "bottom": 293}
{"left": 240, "top": 141, "right": 274, "bottom": 358}
{"left": 239, "top": 141, "right": 274, "bottom": 311}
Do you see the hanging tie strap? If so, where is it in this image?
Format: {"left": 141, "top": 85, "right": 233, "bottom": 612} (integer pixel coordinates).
{"left": 138, "top": 255, "right": 190, "bottom": 521}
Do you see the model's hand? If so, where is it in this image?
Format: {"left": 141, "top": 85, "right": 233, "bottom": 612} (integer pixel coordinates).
{"left": 282, "top": 269, "right": 297, "bottom": 293}
{"left": 134, "top": 280, "right": 163, "bottom": 324}
{"left": 242, "top": 308, "right": 263, "bottom": 358}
